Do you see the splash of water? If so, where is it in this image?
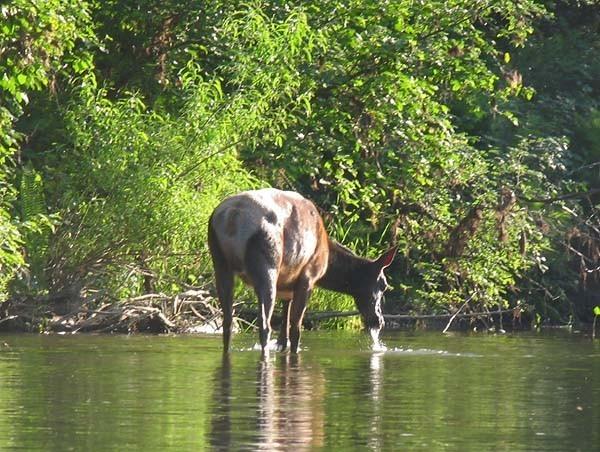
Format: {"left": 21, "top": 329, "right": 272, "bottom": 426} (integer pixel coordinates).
{"left": 370, "top": 328, "right": 387, "bottom": 352}
{"left": 251, "top": 339, "right": 280, "bottom": 352}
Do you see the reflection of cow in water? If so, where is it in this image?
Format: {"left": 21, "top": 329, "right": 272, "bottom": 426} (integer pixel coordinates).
{"left": 208, "top": 355, "right": 326, "bottom": 450}
{"left": 208, "top": 188, "right": 396, "bottom": 353}
{"left": 255, "top": 355, "right": 326, "bottom": 450}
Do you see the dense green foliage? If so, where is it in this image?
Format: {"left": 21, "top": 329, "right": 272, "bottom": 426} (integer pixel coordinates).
{"left": 2, "top": 0, "right": 598, "bottom": 324}
{"left": 1, "top": 0, "right": 94, "bottom": 299}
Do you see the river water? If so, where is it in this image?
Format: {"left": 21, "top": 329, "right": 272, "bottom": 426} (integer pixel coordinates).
{"left": 0, "top": 330, "right": 597, "bottom": 451}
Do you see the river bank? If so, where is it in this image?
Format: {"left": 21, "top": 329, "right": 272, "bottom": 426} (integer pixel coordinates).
{"left": 2, "top": 291, "right": 584, "bottom": 335}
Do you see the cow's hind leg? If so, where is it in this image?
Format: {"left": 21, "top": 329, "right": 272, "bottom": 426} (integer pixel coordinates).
{"left": 289, "top": 278, "right": 312, "bottom": 354}
{"left": 277, "top": 299, "right": 291, "bottom": 351}
{"left": 245, "top": 230, "right": 279, "bottom": 353}
{"left": 208, "top": 223, "right": 235, "bottom": 352}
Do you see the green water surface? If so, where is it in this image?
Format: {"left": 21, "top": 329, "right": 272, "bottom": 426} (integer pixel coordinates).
{"left": 0, "top": 330, "right": 597, "bottom": 451}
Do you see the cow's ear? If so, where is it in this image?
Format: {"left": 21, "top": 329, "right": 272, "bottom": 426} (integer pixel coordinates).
{"left": 376, "top": 246, "right": 397, "bottom": 270}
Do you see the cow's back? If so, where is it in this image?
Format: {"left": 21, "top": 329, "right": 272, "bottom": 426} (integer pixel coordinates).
{"left": 209, "top": 188, "right": 328, "bottom": 295}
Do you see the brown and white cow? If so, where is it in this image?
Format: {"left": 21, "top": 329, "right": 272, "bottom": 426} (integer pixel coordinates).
{"left": 208, "top": 188, "right": 396, "bottom": 354}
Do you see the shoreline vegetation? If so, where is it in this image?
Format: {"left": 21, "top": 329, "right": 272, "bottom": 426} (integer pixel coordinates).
{"left": 0, "top": 291, "right": 575, "bottom": 335}
{"left": 1, "top": 1, "right": 598, "bottom": 333}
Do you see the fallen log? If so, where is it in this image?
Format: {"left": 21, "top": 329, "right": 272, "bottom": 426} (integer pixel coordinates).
{"left": 385, "top": 308, "right": 517, "bottom": 321}
{"left": 303, "top": 308, "right": 518, "bottom": 322}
